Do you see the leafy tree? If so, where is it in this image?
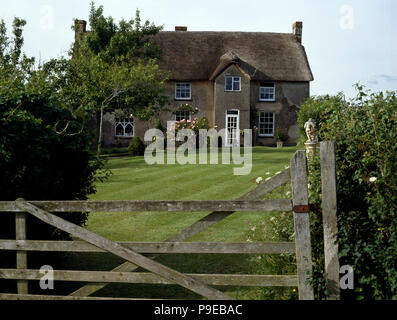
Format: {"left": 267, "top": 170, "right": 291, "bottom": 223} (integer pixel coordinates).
{"left": 0, "top": 18, "right": 106, "bottom": 276}
{"left": 48, "top": 2, "right": 169, "bottom": 155}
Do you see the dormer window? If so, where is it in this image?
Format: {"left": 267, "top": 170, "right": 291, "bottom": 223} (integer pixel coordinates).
{"left": 175, "top": 82, "right": 191, "bottom": 100}
{"left": 225, "top": 76, "right": 241, "bottom": 91}
{"left": 259, "top": 83, "right": 275, "bottom": 101}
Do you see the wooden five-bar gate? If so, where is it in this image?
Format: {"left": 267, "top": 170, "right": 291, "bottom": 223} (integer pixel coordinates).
{"left": 0, "top": 143, "right": 340, "bottom": 300}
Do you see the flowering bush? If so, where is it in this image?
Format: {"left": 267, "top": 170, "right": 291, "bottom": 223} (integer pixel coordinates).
{"left": 174, "top": 117, "right": 210, "bottom": 134}
{"left": 298, "top": 85, "right": 397, "bottom": 299}
{"left": 172, "top": 103, "right": 199, "bottom": 117}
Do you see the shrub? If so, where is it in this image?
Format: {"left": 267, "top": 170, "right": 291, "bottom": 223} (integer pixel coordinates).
{"left": 174, "top": 117, "right": 211, "bottom": 134}
{"left": 0, "top": 79, "right": 107, "bottom": 284}
{"left": 298, "top": 85, "right": 397, "bottom": 299}
{"left": 296, "top": 93, "right": 345, "bottom": 144}
{"left": 128, "top": 136, "right": 145, "bottom": 156}
{"left": 173, "top": 117, "right": 211, "bottom": 148}
{"left": 0, "top": 18, "right": 108, "bottom": 283}
{"left": 101, "top": 147, "right": 128, "bottom": 155}
{"left": 275, "top": 129, "right": 288, "bottom": 142}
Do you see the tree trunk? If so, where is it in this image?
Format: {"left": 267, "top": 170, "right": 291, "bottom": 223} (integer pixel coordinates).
{"left": 97, "top": 105, "right": 104, "bottom": 156}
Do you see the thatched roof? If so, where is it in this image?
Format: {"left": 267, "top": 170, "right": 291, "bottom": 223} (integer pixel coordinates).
{"left": 73, "top": 20, "right": 312, "bottom": 82}
{"left": 154, "top": 31, "right": 313, "bottom": 82}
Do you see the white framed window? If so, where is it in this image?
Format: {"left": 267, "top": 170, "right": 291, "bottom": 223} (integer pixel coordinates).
{"left": 115, "top": 118, "right": 134, "bottom": 137}
{"left": 258, "top": 112, "right": 274, "bottom": 137}
{"left": 259, "top": 84, "right": 275, "bottom": 101}
{"left": 175, "top": 82, "right": 191, "bottom": 100}
{"left": 174, "top": 110, "right": 191, "bottom": 122}
{"left": 225, "top": 76, "right": 241, "bottom": 91}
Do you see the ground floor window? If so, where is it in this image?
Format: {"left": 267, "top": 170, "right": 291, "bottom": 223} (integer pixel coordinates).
{"left": 115, "top": 118, "right": 134, "bottom": 137}
{"left": 258, "top": 111, "right": 274, "bottom": 137}
{"left": 174, "top": 110, "right": 191, "bottom": 122}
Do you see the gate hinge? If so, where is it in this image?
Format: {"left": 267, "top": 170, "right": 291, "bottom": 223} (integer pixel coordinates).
{"left": 292, "top": 204, "right": 310, "bottom": 213}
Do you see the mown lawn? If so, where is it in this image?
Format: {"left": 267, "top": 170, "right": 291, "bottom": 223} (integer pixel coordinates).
{"left": 61, "top": 146, "right": 299, "bottom": 299}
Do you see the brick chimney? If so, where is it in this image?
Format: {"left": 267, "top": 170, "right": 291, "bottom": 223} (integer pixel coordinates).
{"left": 175, "top": 26, "right": 187, "bottom": 32}
{"left": 73, "top": 20, "right": 87, "bottom": 57}
{"left": 74, "top": 20, "right": 87, "bottom": 41}
{"left": 292, "top": 21, "right": 303, "bottom": 43}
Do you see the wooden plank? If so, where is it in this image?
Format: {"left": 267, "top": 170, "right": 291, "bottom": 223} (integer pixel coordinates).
{"left": 242, "top": 168, "right": 290, "bottom": 200}
{"left": 14, "top": 200, "right": 232, "bottom": 300}
{"left": 69, "top": 172, "right": 292, "bottom": 297}
{"left": 320, "top": 141, "right": 340, "bottom": 300}
{"left": 290, "top": 151, "right": 314, "bottom": 300}
{"left": 15, "top": 209, "right": 28, "bottom": 295}
{"left": 0, "top": 240, "right": 296, "bottom": 254}
{"left": 0, "top": 293, "right": 160, "bottom": 300}
{"left": 0, "top": 269, "right": 298, "bottom": 287}
{"left": 0, "top": 200, "right": 292, "bottom": 213}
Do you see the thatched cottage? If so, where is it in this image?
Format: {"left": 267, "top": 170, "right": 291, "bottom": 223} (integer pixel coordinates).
{"left": 76, "top": 21, "right": 313, "bottom": 147}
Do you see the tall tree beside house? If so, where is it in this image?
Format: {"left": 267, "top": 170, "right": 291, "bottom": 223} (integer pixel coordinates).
{"left": 49, "top": 2, "right": 169, "bottom": 155}
{"left": 0, "top": 18, "right": 107, "bottom": 275}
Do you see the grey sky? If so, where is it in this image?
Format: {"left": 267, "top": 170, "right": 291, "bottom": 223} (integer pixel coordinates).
{"left": 1, "top": 0, "right": 396, "bottom": 98}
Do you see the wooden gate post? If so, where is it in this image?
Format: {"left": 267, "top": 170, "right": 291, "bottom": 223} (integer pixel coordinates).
{"left": 320, "top": 141, "right": 340, "bottom": 300}
{"left": 15, "top": 201, "right": 28, "bottom": 294}
{"left": 291, "top": 150, "right": 314, "bottom": 300}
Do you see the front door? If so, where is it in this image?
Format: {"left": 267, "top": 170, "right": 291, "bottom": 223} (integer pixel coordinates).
{"left": 225, "top": 110, "right": 240, "bottom": 147}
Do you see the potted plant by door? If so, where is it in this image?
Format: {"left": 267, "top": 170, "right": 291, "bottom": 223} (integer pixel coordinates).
{"left": 275, "top": 129, "right": 288, "bottom": 148}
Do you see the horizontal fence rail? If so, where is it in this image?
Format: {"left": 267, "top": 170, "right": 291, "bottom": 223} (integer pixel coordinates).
{"left": 0, "top": 269, "right": 298, "bottom": 287}
{"left": 0, "top": 240, "right": 296, "bottom": 254}
{"left": 0, "top": 294, "right": 162, "bottom": 300}
{"left": 0, "top": 200, "right": 292, "bottom": 213}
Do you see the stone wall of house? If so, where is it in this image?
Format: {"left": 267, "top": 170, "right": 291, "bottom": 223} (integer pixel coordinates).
{"left": 158, "top": 80, "right": 215, "bottom": 127}
{"left": 101, "top": 78, "right": 309, "bottom": 148}
{"left": 101, "top": 81, "right": 214, "bottom": 147}
{"left": 214, "top": 65, "right": 250, "bottom": 146}
{"left": 251, "top": 81, "right": 310, "bottom": 146}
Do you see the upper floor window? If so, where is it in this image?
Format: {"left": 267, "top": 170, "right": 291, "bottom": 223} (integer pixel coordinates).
{"left": 258, "top": 112, "right": 274, "bottom": 137}
{"left": 174, "top": 110, "right": 191, "bottom": 122}
{"left": 115, "top": 118, "right": 134, "bottom": 137}
{"left": 225, "top": 76, "right": 241, "bottom": 91}
{"left": 175, "top": 82, "right": 191, "bottom": 100}
{"left": 259, "top": 84, "right": 275, "bottom": 101}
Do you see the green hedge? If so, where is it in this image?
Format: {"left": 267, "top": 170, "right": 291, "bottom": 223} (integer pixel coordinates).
{"left": 298, "top": 85, "right": 397, "bottom": 299}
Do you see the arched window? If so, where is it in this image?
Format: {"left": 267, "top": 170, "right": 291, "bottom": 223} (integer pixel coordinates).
{"left": 115, "top": 123, "right": 124, "bottom": 136}
{"left": 124, "top": 123, "right": 133, "bottom": 136}
{"left": 115, "top": 118, "right": 134, "bottom": 137}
